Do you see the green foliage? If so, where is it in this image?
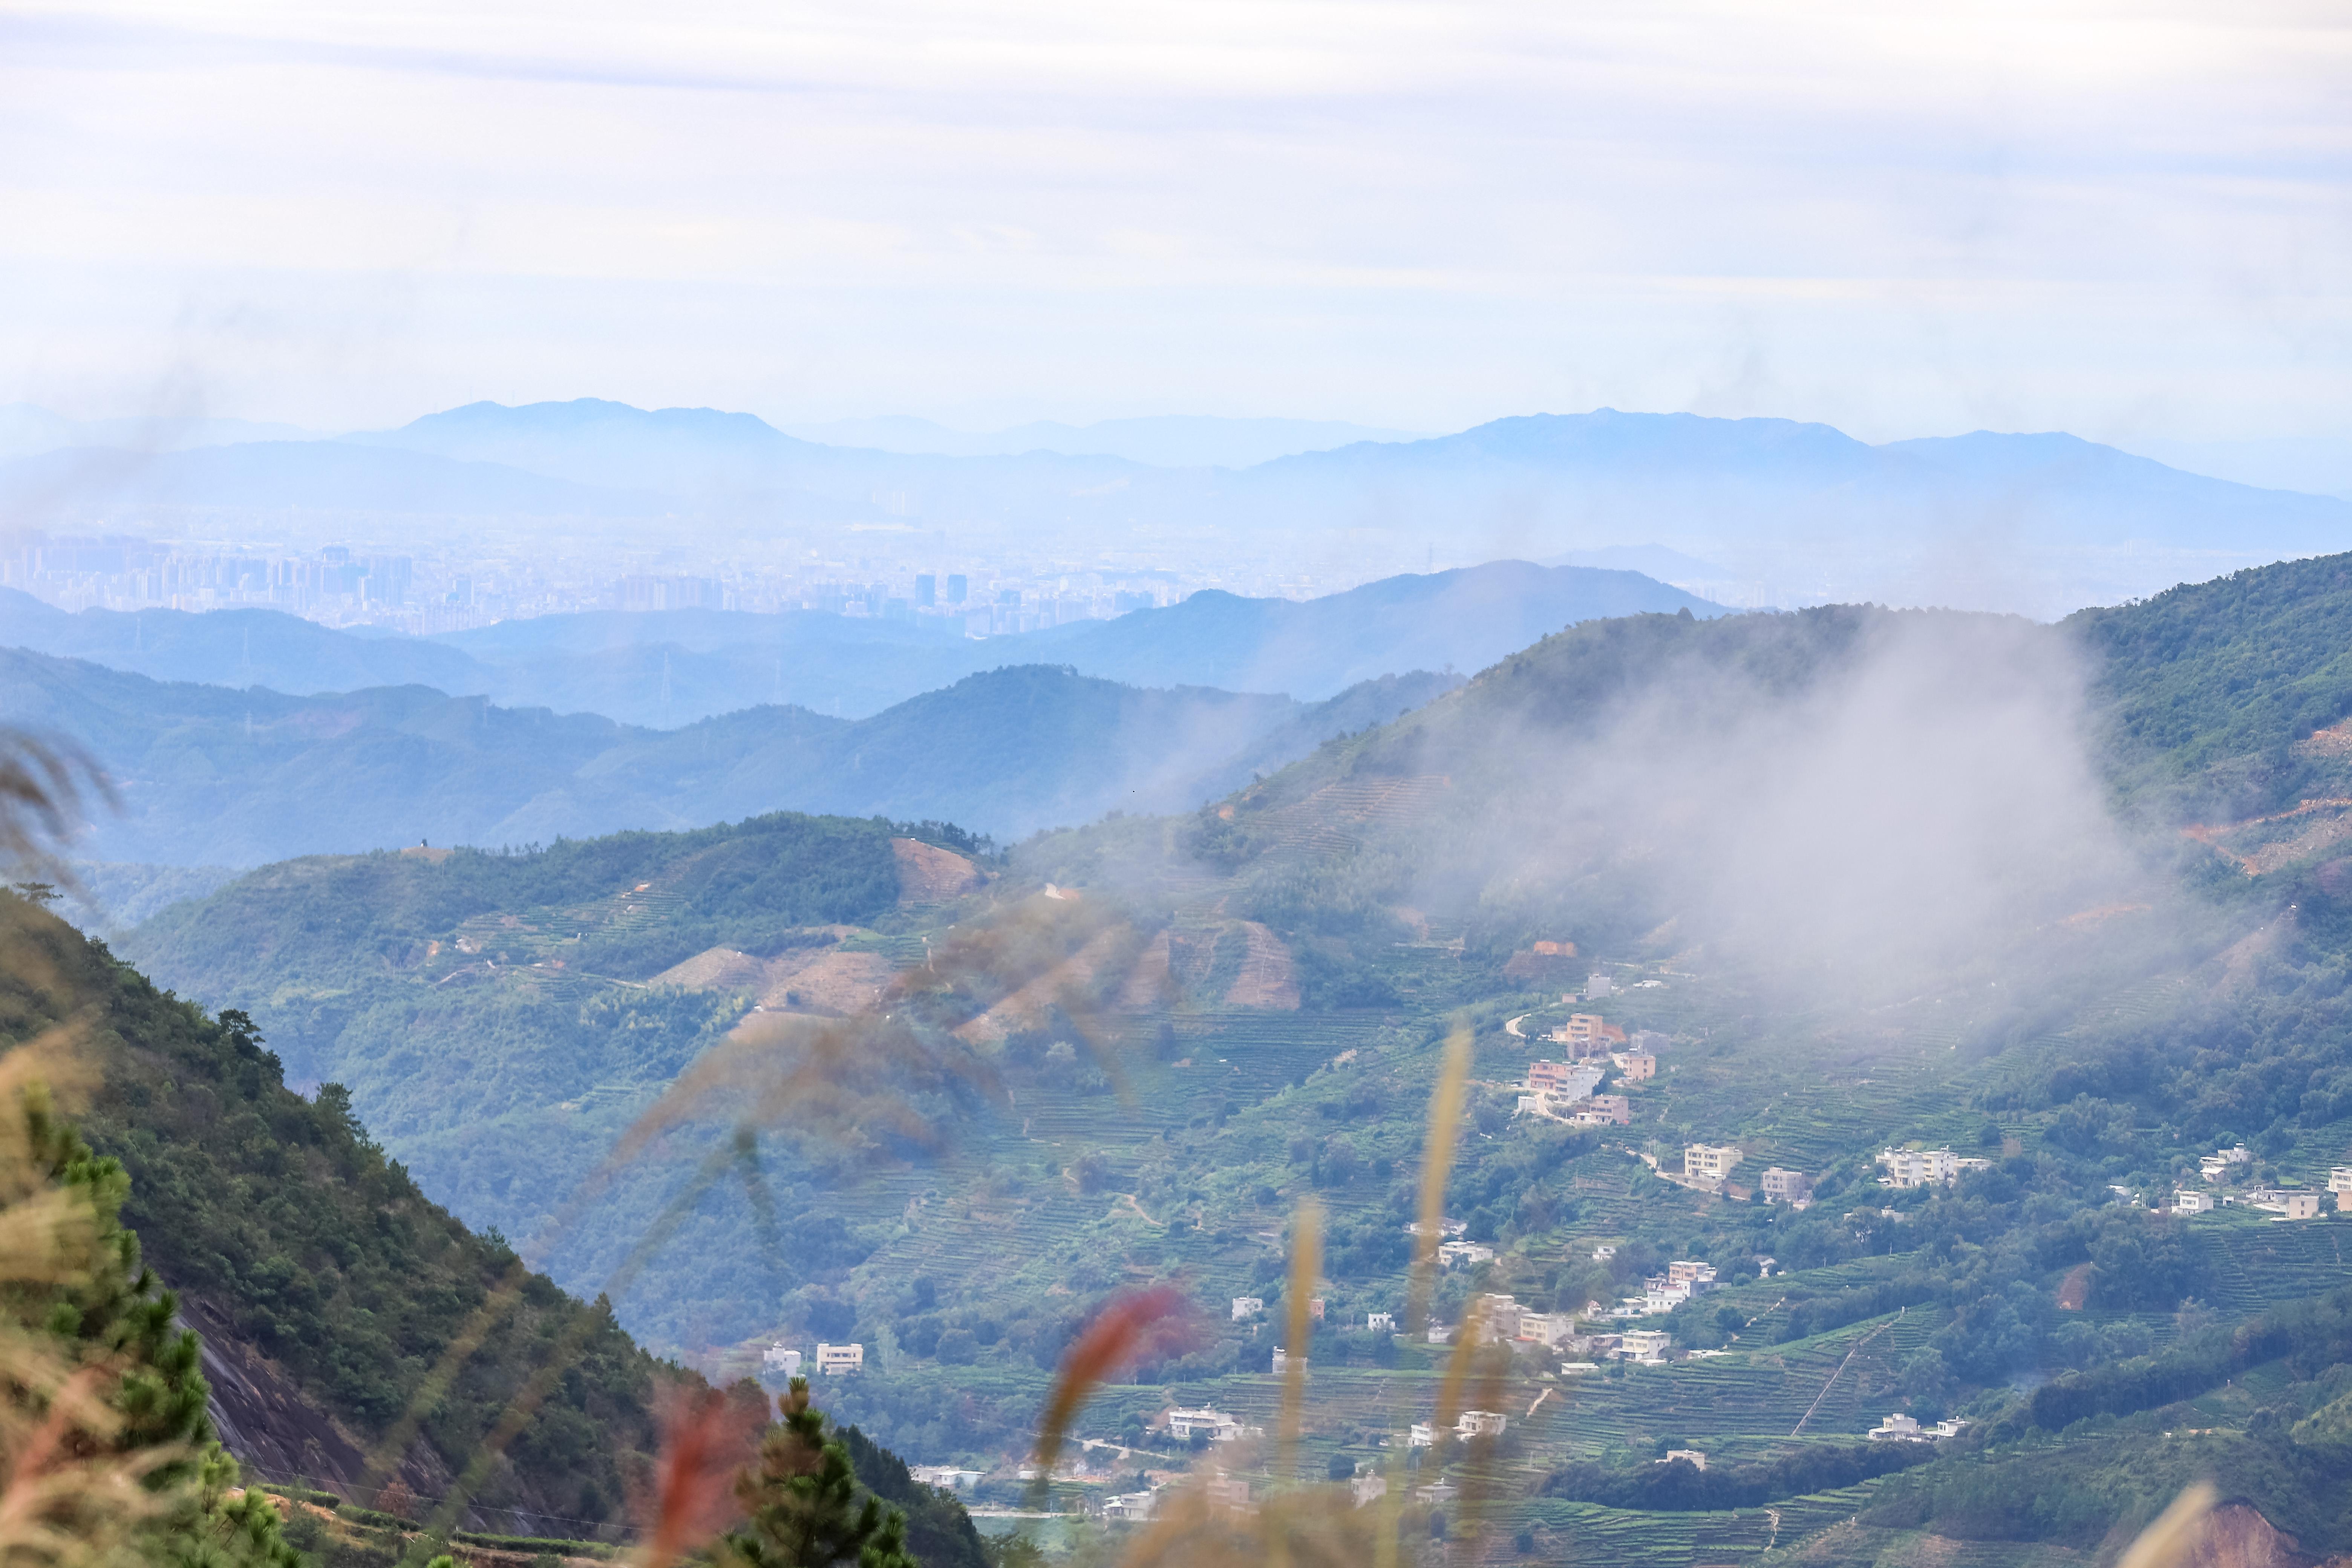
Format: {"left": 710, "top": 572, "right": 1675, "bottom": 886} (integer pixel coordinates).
{"left": 166, "top": 1454, "right": 306, "bottom": 1568}
{"left": 125, "top": 811, "right": 906, "bottom": 997}
{"left": 9, "top": 1074, "right": 298, "bottom": 1568}
{"left": 113, "top": 812, "right": 937, "bottom": 1344}
{"left": 1542, "top": 1441, "right": 1936, "bottom": 1510}
{"left": 726, "top": 1380, "right": 915, "bottom": 1568}
{"left": 447, "top": 1532, "right": 616, "bottom": 1557}
{"left": 2068, "top": 551, "right": 2352, "bottom": 818}
{"left": 835, "top": 1424, "right": 991, "bottom": 1568}
{"left": 2029, "top": 1282, "right": 2352, "bottom": 1432}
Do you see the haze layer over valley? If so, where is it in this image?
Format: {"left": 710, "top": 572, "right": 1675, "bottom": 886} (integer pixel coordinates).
{"left": 6, "top": 401, "right": 2347, "bottom": 626}
{"left": 8, "top": 5, "right": 2350, "bottom": 1561}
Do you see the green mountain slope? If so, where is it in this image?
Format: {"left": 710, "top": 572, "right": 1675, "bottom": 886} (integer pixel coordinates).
{"left": 1013, "top": 559, "right": 1724, "bottom": 697}
{"left": 0, "top": 890, "right": 672, "bottom": 1533}
{"left": 102, "top": 564, "right": 2352, "bottom": 1563}
{"left": 2, "top": 886, "right": 994, "bottom": 1566}
{"left": 2068, "top": 551, "right": 2352, "bottom": 820}
{"left": 116, "top": 812, "right": 980, "bottom": 1349}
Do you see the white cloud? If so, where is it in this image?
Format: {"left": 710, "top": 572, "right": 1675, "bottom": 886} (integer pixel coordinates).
{"left": 0, "top": 0, "right": 2344, "bottom": 438}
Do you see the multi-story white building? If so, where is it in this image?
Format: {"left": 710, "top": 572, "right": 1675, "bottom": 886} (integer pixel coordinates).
{"left": 1761, "top": 1167, "right": 1813, "bottom": 1204}
{"left": 761, "top": 1344, "right": 803, "bottom": 1377}
{"left": 1231, "top": 1296, "right": 1264, "bottom": 1321}
{"left": 2175, "top": 1190, "right": 2215, "bottom": 1215}
{"left": 814, "top": 1343, "right": 865, "bottom": 1375}
{"left": 2257, "top": 1191, "right": 2323, "bottom": 1220}
{"left": 1166, "top": 1407, "right": 1244, "bottom": 1443}
{"left": 908, "top": 1466, "right": 983, "bottom": 1491}
{"left": 1470, "top": 1293, "right": 1523, "bottom": 1341}
{"left": 1877, "top": 1148, "right": 1993, "bottom": 1189}
{"left": 1521, "top": 1061, "right": 1605, "bottom": 1113}
{"left": 1551, "top": 1015, "right": 1611, "bottom": 1053}
{"left": 1519, "top": 1312, "right": 1578, "bottom": 1348}
{"left": 1685, "top": 1144, "right": 1744, "bottom": 1186}
{"left": 2200, "top": 1145, "right": 2252, "bottom": 1182}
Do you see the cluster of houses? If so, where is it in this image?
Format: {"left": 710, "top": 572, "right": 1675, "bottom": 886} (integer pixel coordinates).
{"left": 2171, "top": 1149, "right": 2347, "bottom": 1218}
{"left": 1279, "top": 1281, "right": 1689, "bottom": 1365}
{"left": 1599, "top": 1259, "right": 1719, "bottom": 1319}
{"left": 1511, "top": 1050, "right": 1654, "bottom": 1127}
{"left": 1504, "top": 1005, "right": 1672, "bottom": 1127}
{"left": 1868, "top": 1413, "right": 1969, "bottom": 1442}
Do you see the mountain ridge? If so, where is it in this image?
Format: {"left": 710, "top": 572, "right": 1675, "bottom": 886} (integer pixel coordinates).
{"left": 0, "top": 648, "right": 1460, "bottom": 866}
{"left": 0, "top": 559, "right": 1717, "bottom": 719}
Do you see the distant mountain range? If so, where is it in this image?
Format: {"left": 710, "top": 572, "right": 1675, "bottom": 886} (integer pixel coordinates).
{"left": 0, "top": 560, "right": 1712, "bottom": 721}
{"left": 775, "top": 413, "right": 1424, "bottom": 468}
{"left": 3, "top": 399, "right": 2347, "bottom": 612}
{"left": 0, "top": 646, "right": 1459, "bottom": 866}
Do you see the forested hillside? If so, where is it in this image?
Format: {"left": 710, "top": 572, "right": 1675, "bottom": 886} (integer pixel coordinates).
{"left": 0, "top": 881, "right": 995, "bottom": 1566}
{"left": 95, "top": 560, "right": 2352, "bottom": 1563}
{"left": 0, "top": 889, "right": 672, "bottom": 1532}
{"left": 2070, "top": 551, "right": 2352, "bottom": 821}
{"left": 117, "top": 811, "right": 992, "bottom": 1348}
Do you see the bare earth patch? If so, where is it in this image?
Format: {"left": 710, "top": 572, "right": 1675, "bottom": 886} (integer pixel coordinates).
{"left": 1223, "top": 920, "right": 1300, "bottom": 1009}
{"left": 892, "top": 837, "right": 984, "bottom": 904}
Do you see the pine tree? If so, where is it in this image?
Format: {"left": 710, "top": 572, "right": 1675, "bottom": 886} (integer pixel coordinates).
{"left": 5, "top": 1080, "right": 299, "bottom": 1568}
{"left": 723, "top": 1380, "right": 915, "bottom": 1568}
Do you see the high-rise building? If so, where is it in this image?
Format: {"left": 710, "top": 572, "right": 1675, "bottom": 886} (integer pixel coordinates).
{"left": 915, "top": 573, "right": 936, "bottom": 607}
{"left": 946, "top": 574, "right": 968, "bottom": 604}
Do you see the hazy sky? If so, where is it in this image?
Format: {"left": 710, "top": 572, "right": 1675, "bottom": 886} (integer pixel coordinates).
{"left": 2, "top": 0, "right": 2346, "bottom": 443}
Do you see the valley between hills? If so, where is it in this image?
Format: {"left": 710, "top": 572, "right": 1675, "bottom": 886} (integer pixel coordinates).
{"left": 53, "top": 553, "right": 2352, "bottom": 1565}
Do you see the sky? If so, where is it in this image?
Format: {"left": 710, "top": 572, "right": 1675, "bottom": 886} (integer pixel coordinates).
{"left": 1, "top": 0, "right": 2347, "bottom": 446}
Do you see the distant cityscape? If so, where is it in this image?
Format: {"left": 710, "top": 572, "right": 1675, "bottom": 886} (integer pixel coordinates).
{"left": 1, "top": 531, "right": 1352, "bottom": 636}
